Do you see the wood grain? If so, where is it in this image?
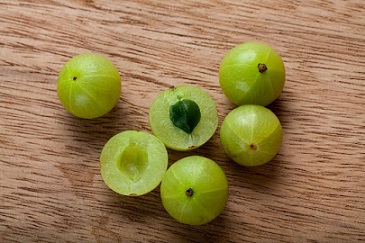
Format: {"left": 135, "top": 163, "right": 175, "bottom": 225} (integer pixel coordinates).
{"left": 1, "top": 0, "right": 364, "bottom": 242}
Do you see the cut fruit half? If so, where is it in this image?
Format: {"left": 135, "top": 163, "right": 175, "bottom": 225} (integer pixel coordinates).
{"left": 100, "top": 130, "right": 168, "bottom": 196}
{"left": 149, "top": 85, "right": 218, "bottom": 151}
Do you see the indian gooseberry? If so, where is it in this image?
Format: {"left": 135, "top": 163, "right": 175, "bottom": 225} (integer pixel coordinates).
{"left": 149, "top": 85, "right": 218, "bottom": 151}
{"left": 220, "top": 104, "right": 282, "bottom": 166}
{"left": 57, "top": 53, "right": 121, "bottom": 119}
{"left": 219, "top": 42, "right": 285, "bottom": 106}
{"left": 160, "top": 156, "right": 229, "bottom": 225}
{"left": 100, "top": 130, "right": 168, "bottom": 196}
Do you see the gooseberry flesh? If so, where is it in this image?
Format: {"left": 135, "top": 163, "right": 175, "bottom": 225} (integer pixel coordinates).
{"left": 149, "top": 85, "right": 218, "bottom": 151}
{"left": 100, "top": 130, "right": 168, "bottom": 196}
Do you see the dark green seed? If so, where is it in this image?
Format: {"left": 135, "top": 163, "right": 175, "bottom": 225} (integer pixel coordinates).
{"left": 169, "top": 99, "right": 201, "bottom": 134}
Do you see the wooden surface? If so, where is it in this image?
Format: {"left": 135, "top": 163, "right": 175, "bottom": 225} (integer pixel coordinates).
{"left": 1, "top": 0, "right": 364, "bottom": 242}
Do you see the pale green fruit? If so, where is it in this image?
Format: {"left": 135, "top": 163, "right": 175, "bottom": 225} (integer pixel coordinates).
{"left": 220, "top": 105, "right": 282, "bottom": 166}
{"left": 100, "top": 130, "right": 168, "bottom": 196}
{"left": 149, "top": 85, "right": 218, "bottom": 151}
{"left": 219, "top": 42, "right": 285, "bottom": 106}
{"left": 57, "top": 53, "right": 121, "bottom": 119}
{"left": 160, "top": 156, "right": 229, "bottom": 225}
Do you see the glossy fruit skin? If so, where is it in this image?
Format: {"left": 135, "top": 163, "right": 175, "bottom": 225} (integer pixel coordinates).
{"left": 219, "top": 42, "right": 285, "bottom": 106}
{"left": 160, "top": 156, "right": 229, "bottom": 225}
{"left": 57, "top": 53, "right": 121, "bottom": 119}
{"left": 100, "top": 130, "right": 168, "bottom": 196}
{"left": 220, "top": 105, "right": 282, "bottom": 166}
{"left": 149, "top": 85, "right": 218, "bottom": 151}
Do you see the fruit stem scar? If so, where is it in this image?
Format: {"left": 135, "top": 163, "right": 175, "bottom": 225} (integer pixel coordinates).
{"left": 249, "top": 143, "right": 257, "bottom": 150}
{"left": 73, "top": 76, "right": 77, "bottom": 81}
{"left": 258, "top": 63, "right": 267, "bottom": 73}
{"left": 186, "top": 187, "right": 194, "bottom": 197}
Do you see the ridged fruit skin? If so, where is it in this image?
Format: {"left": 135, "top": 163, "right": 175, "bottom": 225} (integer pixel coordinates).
{"left": 57, "top": 53, "right": 121, "bottom": 119}
{"left": 160, "top": 156, "right": 229, "bottom": 225}
{"left": 219, "top": 42, "right": 285, "bottom": 106}
{"left": 220, "top": 104, "right": 282, "bottom": 166}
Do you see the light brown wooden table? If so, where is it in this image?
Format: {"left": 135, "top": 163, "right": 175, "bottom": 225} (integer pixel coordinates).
{"left": 1, "top": 1, "right": 364, "bottom": 242}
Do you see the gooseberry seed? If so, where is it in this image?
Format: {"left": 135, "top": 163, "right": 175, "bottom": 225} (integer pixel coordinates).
{"left": 57, "top": 53, "right": 121, "bottom": 119}
{"left": 169, "top": 99, "right": 201, "bottom": 134}
{"left": 100, "top": 130, "right": 168, "bottom": 196}
{"left": 149, "top": 85, "right": 218, "bottom": 151}
{"left": 219, "top": 42, "right": 285, "bottom": 106}
{"left": 160, "top": 156, "right": 229, "bottom": 225}
{"left": 220, "top": 104, "right": 283, "bottom": 167}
